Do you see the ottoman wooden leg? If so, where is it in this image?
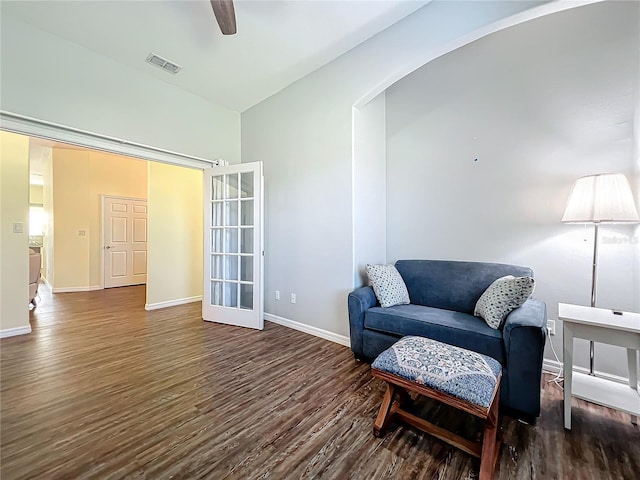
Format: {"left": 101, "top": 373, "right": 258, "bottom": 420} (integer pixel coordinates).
{"left": 479, "top": 388, "right": 501, "bottom": 480}
{"left": 374, "top": 383, "right": 397, "bottom": 437}
{"left": 479, "top": 421, "right": 498, "bottom": 479}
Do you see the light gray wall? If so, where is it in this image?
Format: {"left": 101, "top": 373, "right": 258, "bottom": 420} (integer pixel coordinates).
{"left": 242, "top": 1, "right": 544, "bottom": 339}
{"left": 353, "top": 93, "right": 387, "bottom": 288}
{"left": 386, "top": 1, "right": 639, "bottom": 378}
{"left": 0, "top": 15, "right": 240, "bottom": 163}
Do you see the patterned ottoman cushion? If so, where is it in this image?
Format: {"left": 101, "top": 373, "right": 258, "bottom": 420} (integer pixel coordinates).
{"left": 372, "top": 336, "right": 502, "bottom": 408}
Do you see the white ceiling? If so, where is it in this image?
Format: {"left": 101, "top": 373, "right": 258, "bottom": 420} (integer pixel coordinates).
{"left": 2, "top": 0, "right": 429, "bottom": 112}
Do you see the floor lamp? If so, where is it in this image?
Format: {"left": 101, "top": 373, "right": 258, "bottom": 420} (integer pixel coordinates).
{"left": 561, "top": 173, "right": 640, "bottom": 375}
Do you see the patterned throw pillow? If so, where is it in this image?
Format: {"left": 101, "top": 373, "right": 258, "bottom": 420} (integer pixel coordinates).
{"left": 474, "top": 275, "right": 535, "bottom": 329}
{"left": 365, "top": 264, "right": 410, "bottom": 308}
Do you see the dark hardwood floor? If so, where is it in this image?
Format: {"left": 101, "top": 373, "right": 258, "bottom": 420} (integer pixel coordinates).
{"left": 1, "top": 285, "right": 638, "bottom": 479}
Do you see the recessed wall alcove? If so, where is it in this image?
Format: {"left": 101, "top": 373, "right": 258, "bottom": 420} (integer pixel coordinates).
{"left": 351, "top": 0, "right": 639, "bottom": 379}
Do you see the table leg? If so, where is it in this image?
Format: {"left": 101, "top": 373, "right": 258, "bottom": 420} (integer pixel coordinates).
{"left": 563, "top": 324, "right": 573, "bottom": 430}
{"left": 627, "top": 348, "right": 638, "bottom": 425}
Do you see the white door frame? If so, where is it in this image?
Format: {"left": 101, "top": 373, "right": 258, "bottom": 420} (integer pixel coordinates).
{"left": 101, "top": 195, "right": 148, "bottom": 289}
{"left": 1, "top": 111, "right": 217, "bottom": 170}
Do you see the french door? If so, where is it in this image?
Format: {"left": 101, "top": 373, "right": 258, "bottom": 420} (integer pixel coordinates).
{"left": 203, "top": 162, "right": 264, "bottom": 329}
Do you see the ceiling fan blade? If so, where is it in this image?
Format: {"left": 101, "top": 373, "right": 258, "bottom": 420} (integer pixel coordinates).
{"left": 210, "top": 0, "right": 237, "bottom": 35}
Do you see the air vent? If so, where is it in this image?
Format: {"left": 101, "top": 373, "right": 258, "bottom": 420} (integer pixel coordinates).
{"left": 145, "top": 53, "right": 182, "bottom": 75}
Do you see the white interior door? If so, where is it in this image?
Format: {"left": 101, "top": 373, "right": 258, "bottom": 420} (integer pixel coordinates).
{"left": 103, "top": 196, "right": 148, "bottom": 288}
{"left": 203, "top": 162, "right": 263, "bottom": 329}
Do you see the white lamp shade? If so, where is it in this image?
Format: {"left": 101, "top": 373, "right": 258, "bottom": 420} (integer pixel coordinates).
{"left": 561, "top": 173, "right": 640, "bottom": 223}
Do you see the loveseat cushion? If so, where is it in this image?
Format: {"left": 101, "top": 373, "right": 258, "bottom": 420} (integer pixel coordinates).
{"left": 364, "top": 304, "right": 505, "bottom": 364}
{"left": 395, "top": 260, "right": 533, "bottom": 314}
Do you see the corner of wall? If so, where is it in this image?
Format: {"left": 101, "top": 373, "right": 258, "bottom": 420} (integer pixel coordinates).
{"left": 632, "top": 77, "right": 640, "bottom": 313}
{"left": 352, "top": 92, "right": 387, "bottom": 288}
{"left": 0, "top": 131, "right": 30, "bottom": 332}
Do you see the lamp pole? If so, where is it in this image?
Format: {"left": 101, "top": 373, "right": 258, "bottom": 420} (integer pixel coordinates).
{"left": 589, "top": 223, "right": 599, "bottom": 375}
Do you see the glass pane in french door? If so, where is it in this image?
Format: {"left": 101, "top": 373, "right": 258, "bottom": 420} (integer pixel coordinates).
{"left": 226, "top": 173, "right": 239, "bottom": 199}
{"left": 208, "top": 169, "right": 257, "bottom": 312}
{"left": 211, "top": 255, "right": 223, "bottom": 279}
{"left": 240, "top": 255, "right": 253, "bottom": 282}
{"left": 240, "top": 284, "right": 253, "bottom": 310}
{"left": 224, "top": 282, "right": 238, "bottom": 307}
{"left": 211, "top": 281, "right": 223, "bottom": 306}
{"left": 241, "top": 172, "right": 253, "bottom": 198}
{"left": 212, "top": 176, "right": 224, "bottom": 200}
{"left": 240, "top": 228, "right": 253, "bottom": 254}
{"left": 224, "top": 255, "right": 238, "bottom": 281}
{"left": 241, "top": 199, "right": 253, "bottom": 225}
{"left": 225, "top": 200, "right": 238, "bottom": 226}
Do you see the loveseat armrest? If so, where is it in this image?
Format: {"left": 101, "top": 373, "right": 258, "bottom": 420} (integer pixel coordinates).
{"left": 348, "top": 286, "right": 378, "bottom": 358}
{"left": 502, "top": 298, "right": 547, "bottom": 419}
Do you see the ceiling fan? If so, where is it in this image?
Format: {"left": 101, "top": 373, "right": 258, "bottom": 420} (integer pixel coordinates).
{"left": 210, "top": 0, "right": 237, "bottom": 35}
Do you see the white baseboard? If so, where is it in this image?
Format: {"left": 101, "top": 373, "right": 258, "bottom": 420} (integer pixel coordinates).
{"left": 145, "top": 296, "right": 202, "bottom": 311}
{"left": 52, "top": 285, "right": 102, "bottom": 293}
{"left": 543, "top": 359, "right": 631, "bottom": 385}
{"left": 264, "top": 313, "right": 351, "bottom": 348}
{"left": 0, "top": 325, "right": 32, "bottom": 338}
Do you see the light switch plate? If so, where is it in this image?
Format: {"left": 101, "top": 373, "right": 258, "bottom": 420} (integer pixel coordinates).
{"left": 12, "top": 222, "right": 24, "bottom": 234}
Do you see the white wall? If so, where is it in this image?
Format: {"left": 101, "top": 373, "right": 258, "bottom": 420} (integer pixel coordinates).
{"left": 385, "top": 1, "right": 639, "bottom": 377}
{"left": 0, "top": 14, "right": 240, "bottom": 164}
{"left": 242, "top": 1, "right": 546, "bottom": 338}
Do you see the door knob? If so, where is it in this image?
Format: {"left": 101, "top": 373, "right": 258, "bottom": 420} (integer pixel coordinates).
{"left": 105, "top": 246, "right": 112, "bottom": 249}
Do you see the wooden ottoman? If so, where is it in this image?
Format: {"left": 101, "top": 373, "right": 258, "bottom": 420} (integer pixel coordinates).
{"left": 371, "top": 336, "right": 503, "bottom": 480}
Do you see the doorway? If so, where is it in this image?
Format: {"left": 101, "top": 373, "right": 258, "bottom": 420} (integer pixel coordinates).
{"left": 21, "top": 134, "right": 204, "bottom": 312}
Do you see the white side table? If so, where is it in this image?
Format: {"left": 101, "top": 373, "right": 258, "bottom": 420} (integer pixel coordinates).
{"left": 560, "top": 303, "right": 640, "bottom": 430}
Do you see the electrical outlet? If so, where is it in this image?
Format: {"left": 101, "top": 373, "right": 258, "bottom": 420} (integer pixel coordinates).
{"left": 275, "top": 290, "right": 280, "bottom": 300}
{"left": 547, "top": 320, "right": 556, "bottom": 336}
{"left": 290, "top": 293, "right": 296, "bottom": 304}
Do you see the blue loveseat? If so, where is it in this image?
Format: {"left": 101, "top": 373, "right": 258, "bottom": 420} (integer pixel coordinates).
{"left": 348, "top": 260, "right": 547, "bottom": 423}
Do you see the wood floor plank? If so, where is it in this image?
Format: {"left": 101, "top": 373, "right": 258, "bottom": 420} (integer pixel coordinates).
{"left": 1, "top": 285, "right": 638, "bottom": 479}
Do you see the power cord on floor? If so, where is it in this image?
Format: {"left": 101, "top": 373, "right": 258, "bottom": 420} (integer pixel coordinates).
{"left": 547, "top": 336, "right": 564, "bottom": 390}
